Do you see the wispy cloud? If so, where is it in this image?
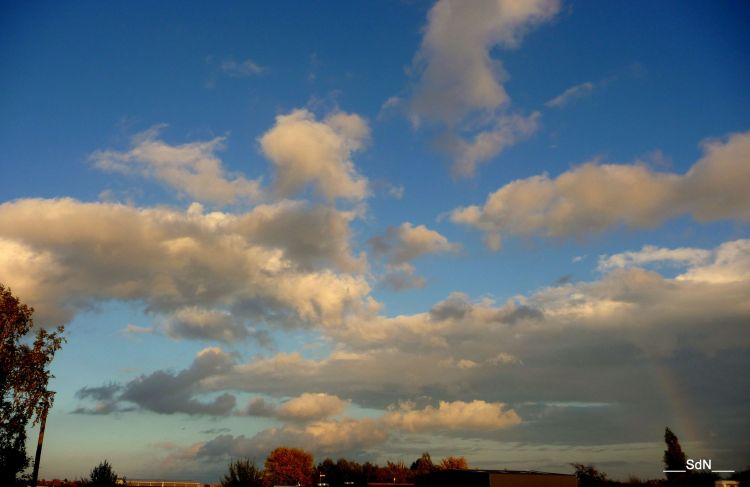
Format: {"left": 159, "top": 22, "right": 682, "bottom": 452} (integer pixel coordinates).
{"left": 91, "top": 125, "right": 262, "bottom": 206}
{"left": 220, "top": 58, "right": 266, "bottom": 77}
{"left": 545, "top": 81, "right": 595, "bottom": 108}
{"left": 121, "top": 324, "right": 156, "bottom": 335}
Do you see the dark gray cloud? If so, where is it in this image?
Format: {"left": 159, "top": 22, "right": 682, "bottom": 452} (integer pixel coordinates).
{"left": 429, "top": 292, "right": 472, "bottom": 321}
{"left": 75, "top": 348, "right": 238, "bottom": 416}
{"left": 243, "top": 397, "right": 276, "bottom": 417}
{"left": 75, "top": 383, "right": 121, "bottom": 401}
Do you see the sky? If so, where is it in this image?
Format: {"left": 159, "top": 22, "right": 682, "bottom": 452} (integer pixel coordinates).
{"left": 1, "top": 0, "right": 749, "bottom": 482}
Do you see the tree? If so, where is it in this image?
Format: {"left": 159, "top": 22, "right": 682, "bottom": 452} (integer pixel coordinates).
{"left": 571, "top": 463, "right": 609, "bottom": 487}
{"left": 1, "top": 284, "right": 65, "bottom": 484}
{"left": 377, "top": 461, "right": 410, "bottom": 484}
{"left": 438, "top": 456, "right": 468, "bottom": 470}
{"left": 263, "top": 447, "right": 314, "bottom": 487}
{"left": 663, "top": 427, "right": 687, "bottom": 483}
{"left": 222, "top": 458, "right": 263, "bottom": 487}
{"left": 410, "top": 452, "right": 435, "bottom": 477}
{"left": 87, "top": 460, "right": 119, "bottom": 487}
{"left": 334, "top": 458, "right": 362, "bottom": 486}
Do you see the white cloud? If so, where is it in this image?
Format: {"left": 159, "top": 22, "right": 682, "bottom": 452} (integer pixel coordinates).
{"left": 546, "top": 81, "right": 595, "bottom": 108}
{"left": 410, "top": 0, "right": 560, "bottom": 125}
{"left": 405, "top": 0, "right": 558, "bottom": 178}
{"left": 451, "top": 131, "right": 750, "bottom": 248}
{"left": 276, "top": 392, "right": 350, "bottom": 421}
{"left": 259, "top": 109, "right": 369, "bottom": 202}
{"left": 370, "top": 222, "right": 460, "bottom": 264}
{"left": 384, "top": 400, "right": 521, "bottom": 432}
{"left": 91, "top": 126, "right": 262, "bottom": 206}
{"left": 0, "top": 198, "right": 372, "bottom": 328}
{"left": 170, "top": 416, "right": 387, "bottom": 467}
{"left": 676, "top": 239, "right": 750, "bottom": 283}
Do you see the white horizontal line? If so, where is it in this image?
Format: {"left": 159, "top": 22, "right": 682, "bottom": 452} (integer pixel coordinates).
{"left": 713, "top": 470, "right": 735, "bottom": 473}
{"left": 663, "top": 470, "right": 686, "bottom": 473}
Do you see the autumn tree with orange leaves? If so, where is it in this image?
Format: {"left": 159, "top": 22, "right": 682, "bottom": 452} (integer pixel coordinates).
{"left": 1, "top": 284, "right": 65, "bottom": 485}
{"left": 438, "top": 456, "right": 469, "bottom": 470}
{"left": 263, "top": 447, "right": 314, "bottom": 487}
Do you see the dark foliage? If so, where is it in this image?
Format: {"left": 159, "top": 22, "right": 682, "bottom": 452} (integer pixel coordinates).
{"left": 221, "top": 458, "right": 263, "bottom": 487}
{"left": 572, "top": 463, "right": 610, "bottom": 487}
{"left": 86, "top": 460, "right": 119, "bottom": 487}
{"left": 0, "top": 284, "right": 65, "bottom": 484}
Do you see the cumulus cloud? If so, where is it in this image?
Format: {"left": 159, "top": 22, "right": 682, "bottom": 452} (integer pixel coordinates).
{"left": 410, "top": 0, "right": 559, "bottom": 125}
{"left": 164, "top": 307, "right": 252, "bottom": 344}
{"left": 675, "top": 239, "right": 750, "bottom": 283}
{"left": 211, "top": 239, "right": 750, "bottom": 391}
{"left": 370, "top": 223, "right": 459, "bottom": 290}
{"left": 276, "top": 392, "right": 350, "bottom": 421}
{"left": 404, "top": 0, "right": 557, "bottom": 176}
{"left": 546, "top": 81, "right": 595, "bottom": 108}
{"left": 242, "top": 392, "right": 350, "bottom": 421}
{"left": 172, "top": 416, "right": 387, "bottom": 468}
{"left": 370, "top": 222, "right": 459, "bottom": 264}
{"left": 0, "top": 198, "right": 372, "bottom": 328}
{"left": 71, "top": 238, "right": 750, "bottom": 461}
{"left": 91, "top": 126, "right": 262, "bottom": 206}
{"left": 74, "top": 348, "right": 238, "bottom": 415}
{"left": 259, "top": 109, "right": 369, "bottom": 202}
{"left": 120, "top": 347, "right": 237, "bottom": 415}
{"left": 244, "top": 397, "right": 276, "bottom": 417}
{"left": 384, "top": 400, "right": 521, "bottom": 432}
{"left": 451, "top": 131, "right": 750, "bottom": 248}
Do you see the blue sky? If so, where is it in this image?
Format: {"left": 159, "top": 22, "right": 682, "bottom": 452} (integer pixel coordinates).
{"left": 1, "top": 0, "right": 749, "bottom": 482}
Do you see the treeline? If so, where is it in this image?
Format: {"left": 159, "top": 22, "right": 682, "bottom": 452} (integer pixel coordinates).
{"left": 32, "top": 428, "right": 750, "bottom": 487}
{"left": 222, "top": 449, "right": 467, "bottom": 487}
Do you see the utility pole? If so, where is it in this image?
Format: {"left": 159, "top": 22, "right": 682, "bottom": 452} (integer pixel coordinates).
{"left": 30, "top": 403, "right": 49, "bottom": 487}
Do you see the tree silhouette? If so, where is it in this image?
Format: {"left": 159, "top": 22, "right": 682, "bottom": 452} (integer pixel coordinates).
{"left": 663, "top": 427, "right": 687, "bottom": 482}
{"left": 378, "top": 461, "right": 410, "bottom": 484}
{"left": 221, "top": 458, "right": 263, "bottom": 487}
{"left": 1, "top": 284, "right": 65, "bottom": 485}
{"left": 410, "top": 452, "right": 435, "bottom": 477}
{"left": 571, "top": 464, "right": 609, "bottom": 487}
{"left": 87, "top": 460, "right": 119, "bottom": 487}
{"left": 263, "top": 447, "right": 314, "bottom": 487}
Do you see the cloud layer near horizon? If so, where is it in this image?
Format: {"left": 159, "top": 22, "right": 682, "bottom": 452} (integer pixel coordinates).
{"left": 68, "top": 237, "right": 750, "bottom": 469}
